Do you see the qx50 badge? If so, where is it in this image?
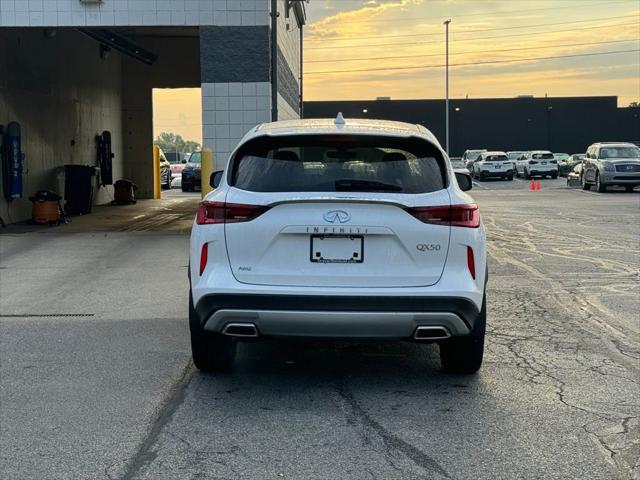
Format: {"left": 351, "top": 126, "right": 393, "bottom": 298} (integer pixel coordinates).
{"left": 323, "top": 210, "right": 351, "bottom": 224}
{"left": 416, "top": 243, "right": 441, "bottom": 252}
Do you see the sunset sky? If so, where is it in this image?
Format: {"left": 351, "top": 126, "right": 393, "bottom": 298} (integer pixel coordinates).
{"left": 153, "top": 0, "right": 639, "bottom": 143}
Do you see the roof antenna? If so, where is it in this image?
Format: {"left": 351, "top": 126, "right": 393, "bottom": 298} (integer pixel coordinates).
{"left": 334, "top": 112, "right": 346, "bottom": 125}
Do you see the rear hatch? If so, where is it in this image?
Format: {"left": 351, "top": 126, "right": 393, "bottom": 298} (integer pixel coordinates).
{"left": 530, "top": 152, "right": 556, "bottom": 169}
{"left": 482, "top": 154, "right": 511, "bottom": 172}
{"left": 222, "top": 134, "right": 452, "bottom": 288}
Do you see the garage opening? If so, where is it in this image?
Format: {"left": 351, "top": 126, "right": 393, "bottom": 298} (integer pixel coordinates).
{"left": 0, "top": 26, "right": 201, "bottom": 231}
{"left": 152, "top": 88, "right": 202, "bottom": 198}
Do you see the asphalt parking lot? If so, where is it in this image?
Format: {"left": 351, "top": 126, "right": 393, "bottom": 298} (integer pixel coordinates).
{"left": 1, "top": 178, "right": 638, "bottom": 480}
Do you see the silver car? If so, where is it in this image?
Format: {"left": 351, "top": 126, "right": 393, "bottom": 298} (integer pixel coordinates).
{"left": 582, "top": 142, "right": 640, "bottom": 192}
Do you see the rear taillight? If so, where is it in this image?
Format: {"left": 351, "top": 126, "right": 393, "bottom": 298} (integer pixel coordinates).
{"left": 467, "top": 246, "right": 476, "bottom": 279}
{"left": 550, "top": 160, "right": 558, "bottom": 164}
{"left": 529, "top": 160, "right": 539, "bottom": 165}
{"left": 196, "top": 201, "right": 270, "bottom": 225}
{"left": 199, "top": 243, "right": 208, "bottom": 276}
{"left": 406, "top": 204, "right": 480, "bottom": 228}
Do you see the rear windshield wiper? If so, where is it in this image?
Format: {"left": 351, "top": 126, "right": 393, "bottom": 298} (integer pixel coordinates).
{"left": 335, "top": 179, "right": 403, "bottom": 192}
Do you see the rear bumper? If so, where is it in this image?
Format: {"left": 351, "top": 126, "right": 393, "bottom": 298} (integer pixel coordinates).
{"left": 529, "top": 169, "right": 557, "bottom": 176}
{"left": 195, "top": 294, "right": 480, "bottom": 339}
{"left": 480, "top": 170, "right": 511, "bottom": 178}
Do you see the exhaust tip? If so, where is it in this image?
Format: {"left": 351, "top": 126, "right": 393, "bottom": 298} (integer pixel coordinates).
{"left": 222, "top": 322, "right": 259, "bottom": 338}
{"left": 413, "top": 326, "right": 451, "bottom": 341}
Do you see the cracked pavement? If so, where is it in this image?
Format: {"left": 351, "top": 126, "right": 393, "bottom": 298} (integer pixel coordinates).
{"left": 1, "top": 180, "right": 638, "bottom": 479}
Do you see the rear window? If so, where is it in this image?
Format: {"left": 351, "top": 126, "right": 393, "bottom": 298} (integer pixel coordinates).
{"left": 484, "top": 155, "right": 508, "bottom": 162}
{"left": 532, "top": 153, "right": 554, "bottom": 159}
{"left": 231, "top": 135, "right": 446, "bottom": 193}
{"left": 507, "top": 152, "right": 522, "bottom": 160}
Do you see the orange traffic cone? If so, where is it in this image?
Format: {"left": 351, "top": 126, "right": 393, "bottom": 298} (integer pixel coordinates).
{"left": 536, "top": 179, "right": 542, "bottom": 190}
{"left": 529, "top": 179, "right": 536, "bottom": 190}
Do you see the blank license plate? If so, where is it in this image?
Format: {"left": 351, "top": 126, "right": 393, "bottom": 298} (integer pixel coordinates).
{"left": 310, "top": 235, "right": 364, "bottom": 263}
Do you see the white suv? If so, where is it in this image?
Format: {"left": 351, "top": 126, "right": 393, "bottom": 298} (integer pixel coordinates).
{"left": 472, "top": 151, "right": 514, "bottom": 180}
{"left": 515, "top": 150, "right": 558, "bottom": 179}
{"left": 189, "top": 117, "right": 487, "bottom": 374}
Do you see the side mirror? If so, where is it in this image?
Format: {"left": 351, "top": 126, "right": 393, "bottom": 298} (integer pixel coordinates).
{"left": 455, "top": 171, "right": 473, "bottom": 191}
{"left": 182, "top": 159, "right": 187, "bottom": 164}
{"left": 210, "top": 170, "right": 223, "bottom": 189}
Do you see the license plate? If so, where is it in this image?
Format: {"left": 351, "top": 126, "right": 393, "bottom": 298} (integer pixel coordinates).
{"left": 495, "top": 164, "right": 501, "bottom": 169}
{"left": 541, "top": 162, "right": 547, "bottom": 165}
{"left": 310, "top": 235, "right": 363, "bottom": 263}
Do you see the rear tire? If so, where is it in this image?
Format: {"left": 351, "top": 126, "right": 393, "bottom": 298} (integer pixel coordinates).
{"left": 581, "top": 175, "right": 591, "bottom": 190}
{"left": 507, "top": 175, "right": 513, "bottom": 181}
{"left": 551, "top": 173, "right": 558, "bottom": 180}
{"left": 189, "top": 292, "right": 236, "bottom": 372}
{"left": 524, "top": 168, "right": 530, "bottom": 180}
{"left": 440, "top": 296, "right": 486, "bottom": 374}
{"left": 626, "top": 186, "right": 636, "bottom": 192}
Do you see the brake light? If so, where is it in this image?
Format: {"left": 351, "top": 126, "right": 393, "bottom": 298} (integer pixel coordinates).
{"left": 196, "top": 201, "right": 270, "bottom": 224}
{"left": 550, "top": 160, "right": 558, "bottom": 164}
{"left": 467, "top": 246, "right": 476, "bottom": 279}
{"left": 199, "top": 243, "right": 208, "bottom": 276}
{"left": 529, "top": 160, "right": 539, "bottom": 165}
{"left": 405, "top": 204, "right": 480, "bottom": 228}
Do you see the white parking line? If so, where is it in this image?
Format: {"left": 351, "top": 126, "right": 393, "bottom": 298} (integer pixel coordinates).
{"left": 573, "top": 189, "right": 602, "bottom": 196}
{"left": 472, "top": 181, "right": 489, "bottom": 189}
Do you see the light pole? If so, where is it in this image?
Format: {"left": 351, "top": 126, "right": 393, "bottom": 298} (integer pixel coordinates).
{"left": 443, "top": 18, "right": 452, "bottom": 155}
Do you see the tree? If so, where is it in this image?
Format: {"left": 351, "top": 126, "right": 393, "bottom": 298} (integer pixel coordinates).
{"left": 154, "top": 132, "right": 201, "bottom": 154}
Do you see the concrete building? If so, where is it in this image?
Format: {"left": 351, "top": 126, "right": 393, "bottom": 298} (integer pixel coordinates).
{"left": 0, "top": 0, "right": 307, "bottom": 222}
{"left": 305, "top": 96, "right": 640, "bottom": 157}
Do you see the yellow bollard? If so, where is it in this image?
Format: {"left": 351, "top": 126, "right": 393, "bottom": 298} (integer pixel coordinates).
{"left": 201, "top": 148, "right": 214, "bottom": 199}
{"left": 153, "top": 145, "right": 161, "bottom": 199}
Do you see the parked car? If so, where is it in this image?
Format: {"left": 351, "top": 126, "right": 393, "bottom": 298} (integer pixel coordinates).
{"left": 507, "top": 151, "right": 525, "bottom": 162}
{"left": 158, "top": 148, "right": 172, "bottom": 189}
{"left": 189, "top": 117, "right": 487, "bottom": 374}
{"left": 553, "top": 153, "right": 570, "bottom": 163}
{"left": 566, "top": 162, "right": 583, "bottom": 187}
{"left": 461, "top": 149, "right": 487, "bottom": 170}
{"left": 169, "top": 153, "right": 188, "bottom": 177}
{"left": 506, "top": 151, "right": 525, "bottom": 174}
{"left": 181, "top": 151, "right": 202, "bottom": 192}
{"left": 515, "top": 151, "right": 558, "bottom": 179}
{"left": 558, "top": 153, "right": 585, "bottom": 177}
{"left": 450, "top": 158, "right": 466, "bottom": 169}
{"left": 472, "top": 151, "right": 514, "bottom": 180}
{"left": 581, "top": 142, "right": 640, "bottom": 192}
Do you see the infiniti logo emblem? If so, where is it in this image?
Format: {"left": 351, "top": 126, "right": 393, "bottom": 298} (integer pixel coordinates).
{"left": 323, "top": 210, "right": 351, "bottom": 223}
